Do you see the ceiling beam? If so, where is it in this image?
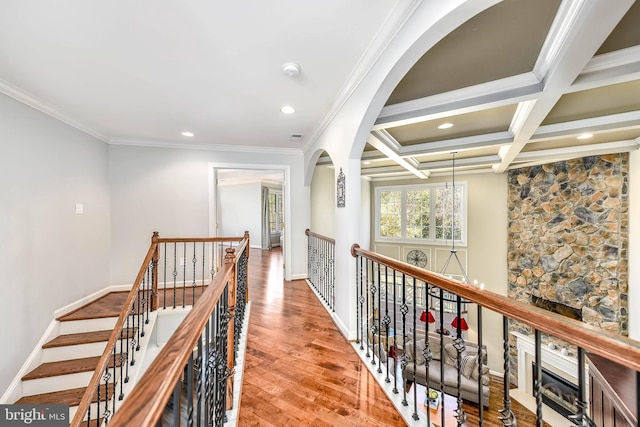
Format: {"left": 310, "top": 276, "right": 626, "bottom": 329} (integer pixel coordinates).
{"left": 495, "top": 0, "right": 635, "bottom": 173}
{"left": 505, "top": 139, "right": 640, "bottom": 170}
{"left": 374, "top": 72, "right": 542, "bottom": 130}
{"left": 368, "top": 131, "right": 430, "bottom": 179}
{"left": 397, "top": 131, "right": 512, "bottom": 157}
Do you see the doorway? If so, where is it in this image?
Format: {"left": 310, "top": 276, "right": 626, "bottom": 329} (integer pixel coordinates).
{"left": 209, "top": 163, "right": 289, "bottom": 279}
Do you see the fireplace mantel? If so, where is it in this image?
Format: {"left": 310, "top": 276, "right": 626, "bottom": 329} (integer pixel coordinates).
{"left": 510, "top": 331, "right": 586, "bottom": 425}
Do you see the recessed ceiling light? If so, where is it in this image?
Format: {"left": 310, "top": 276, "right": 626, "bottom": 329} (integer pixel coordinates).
{"left": 577, "top": 133, "right": 593, "bottom": 140}
{"left": 280, "top": 105, "right": 295, "bottom": 114}
{"left": 438, "top": 122, "right": 454, "bottom": 130}
{"left": 181, "top": 131, "right": 194, "bottom": 137}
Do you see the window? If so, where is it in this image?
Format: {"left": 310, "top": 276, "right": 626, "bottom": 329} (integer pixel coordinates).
{"left": 269, "top": 192, "right": 283, "bottom": 233}
{"left": 375, "top": 182, "right": 467, "bottom": 245}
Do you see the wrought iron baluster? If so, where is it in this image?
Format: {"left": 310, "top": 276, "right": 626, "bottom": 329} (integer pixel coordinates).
{"left": 195, "top": 339, "right": 203, "bottom": 427}
{"left": 400, "top": 273, "right": 408, "bottom": 407}
{"left": 171, "top": 380, "right": 181, "bottom": 426}
{"left": 571, "top": 347, "right": 587, "bottom": 425}
{"left": 392, "top": 268, "right": 398, "bottom": 395}
{"left": 365, "top": 259, "right": 371, "bottom": 359}
{"left": 376, "top": 263, "right": 383, "bottom": 373}
{"left": 102, "top": 365, "right": 111, "bottom": 424}
{"left": 453, "top": 296, "right": 467, "bottom": 426}
{"left": 118, "top": 328, "right": 125, "bottom": 400}
{"left": 135, "top": 289, "right": 142, "bottom": 351}
{"left": 173, "top": 242, "right": 178, "bottom": 309}
{"left": 383, "top": 265, "right": 391, "bottom": 384}
{"left": 534, "top": 329, "right": 543, "bottom": 427}
{"left": 499, "top": 316, "right": 516, "bottom": 426}
{"left": 192, "top": 241, "right": 197, "bottom": 306}
{"left": 477, "top": 305, "right": 484, "bottom": 425}
{"left": 411, "top": 277, "right": 419, "bottom": 420}
{"left": 182, "top": 242, "right": 187, "bottom": 308}
{"left": 357, "top": 255, "right": 363, "bottom": 348}
{"left": 163, "top": 242, "right": 167, "bottom": 309}
{"left": 370, "top": 260, "right": 378, "bottom": 368}
{"left": 424, "top": 282, "right": 432, "bottom": 427}
{"left": 187, "top": 353, "right": 194, "bottom": 426}
{"left": 439, "top": 288, "right": 446, "bottom": 427}
{"left": 331, "top": 239, "right": 335, "bottom": 311}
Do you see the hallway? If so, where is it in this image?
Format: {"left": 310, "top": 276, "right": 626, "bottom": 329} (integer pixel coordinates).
{"left": 238, "top": 248, "right": 405, "bottom": 426}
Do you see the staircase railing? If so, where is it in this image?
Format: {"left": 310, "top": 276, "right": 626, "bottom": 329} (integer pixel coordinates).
{"left": 305, "top": 229, "right": 335, "bottom": 311}
{"left": 352, "top": 244, "right": 640, "bottom": 427}
{"left": 71, "top": 232, "right": 249, "bottom": 427}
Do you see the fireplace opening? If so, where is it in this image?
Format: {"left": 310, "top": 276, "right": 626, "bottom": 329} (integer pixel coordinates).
{"left": 532, "top": 363, "right": 579, "bottom": 424}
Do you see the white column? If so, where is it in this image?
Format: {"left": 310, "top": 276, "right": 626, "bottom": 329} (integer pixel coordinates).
{"left": 333, "top": 158, "right": 362, "bottom": 340}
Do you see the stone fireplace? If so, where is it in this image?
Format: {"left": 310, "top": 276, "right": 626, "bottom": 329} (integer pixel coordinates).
{"left": 507, "top": 154, "right": 629, "bottom": 337}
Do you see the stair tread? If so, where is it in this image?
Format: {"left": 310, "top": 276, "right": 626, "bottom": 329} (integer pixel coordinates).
{"left": 57, "top": 292, "right": 131, "bottom": 321}
{"left": 16, "top": 383, "right": 115, "bottom": 406}
{"left": 43, "top": 328, "right": 137, "bottom": 348}
{"left": 22, "top": 355, "right": 126, "bottom": 381}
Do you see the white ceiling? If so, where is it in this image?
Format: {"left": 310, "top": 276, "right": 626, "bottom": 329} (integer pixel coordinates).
{"left": 2, "top": 1, "right": 639, "bottom": 179}
{"left": 0, "top": 0, "right": 401, "bottom": 150}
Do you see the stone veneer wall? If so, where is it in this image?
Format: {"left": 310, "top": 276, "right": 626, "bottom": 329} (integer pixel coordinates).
{"left": 508, "top": 154, "right": 629, "bottom": 339}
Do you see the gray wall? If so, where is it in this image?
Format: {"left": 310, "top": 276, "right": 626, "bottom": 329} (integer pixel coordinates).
{"left": 109, "top": 145, "right": 309, "bottom": 284}
{"left": 218, "top": 182, "right": 262, "bottom": 245}
{"left": 0, "top": 93, "right": 110, "bottom": 392}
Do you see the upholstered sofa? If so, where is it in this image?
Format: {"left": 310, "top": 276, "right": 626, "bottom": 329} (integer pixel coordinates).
{"left": 402, "top": 332, "right": 490, "bottom": 407}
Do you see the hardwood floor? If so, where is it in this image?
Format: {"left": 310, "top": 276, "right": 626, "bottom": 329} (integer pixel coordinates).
{"left": 238, "top": 248, "right": 549, "bottom": 426}
{"left": 238, "top": 248, "right": 405, "bottom": 426}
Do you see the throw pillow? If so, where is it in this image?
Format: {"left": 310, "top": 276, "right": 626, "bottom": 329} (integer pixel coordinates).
{"left": 444, "top": 343, "right": 457, "bottom": 365}
{"left": 414, "top": 339, "right": 426, "bottom": 365}
{"left": 460, "top": 354, "right": 477, "bottom": 379}
{"left": 428, "top": 337, "right": 442, "bottom": 360}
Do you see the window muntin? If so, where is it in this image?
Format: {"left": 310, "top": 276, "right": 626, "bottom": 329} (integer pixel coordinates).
{"left": 375, "top": 182, "right": 467, "bottom": 245}
{"left": 269, "top": 192, "right": 283, "bottom": 233}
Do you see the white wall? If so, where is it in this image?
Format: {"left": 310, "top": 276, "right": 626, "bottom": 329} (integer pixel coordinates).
{"left": 360, "top": 178, "right": 371, "bottom": 250}
{"left": 218, "top": 182, "right": 262, "bottom": 246}
{"left": 109, "top": 145, "right": 309, "bottom": 284}
{"left": 310, "top": 165, "right": 335, "bottom": 238}
{"left": 0, "top": 93, "right": 110, "bottom": 392}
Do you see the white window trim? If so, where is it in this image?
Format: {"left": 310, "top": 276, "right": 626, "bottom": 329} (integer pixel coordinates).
{"left": 374, "top": 182, "right": 468, "bottom": 246}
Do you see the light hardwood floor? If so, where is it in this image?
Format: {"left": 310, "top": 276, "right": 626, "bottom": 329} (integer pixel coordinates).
{"left": 238, "top": 248, "right": 549, "bottom": 426}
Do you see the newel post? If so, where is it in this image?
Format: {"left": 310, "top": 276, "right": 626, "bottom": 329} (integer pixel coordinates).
{"left": 224, "top": 247, "right": 237, "bottom": 410}
{"left": 151, "top": 231, "right": 160, "bottom": 311}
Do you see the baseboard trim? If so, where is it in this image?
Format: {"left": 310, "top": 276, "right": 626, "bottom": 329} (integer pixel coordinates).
{"left": 0, "top": 319, "right": 57, "bottom": 403}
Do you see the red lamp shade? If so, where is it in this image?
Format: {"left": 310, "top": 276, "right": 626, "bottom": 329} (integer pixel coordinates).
{"left": 420, "top": 311, "right": 436, "bottom": 323}
{"left": 451, "top": 316, "right": 469, "bottom": 331}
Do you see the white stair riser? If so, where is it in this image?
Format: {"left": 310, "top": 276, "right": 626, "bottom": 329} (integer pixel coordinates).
{"left": 58, "top": 318, "right": 117, "bottom": 335}
{"left": 68, "top": 401, "right": 102, "bottom": 423}
{"left": 43, "top": 342, "right": 108, "bottom": 363}
{"left": 23, "top": 372, "right": 94, "bottom": 396}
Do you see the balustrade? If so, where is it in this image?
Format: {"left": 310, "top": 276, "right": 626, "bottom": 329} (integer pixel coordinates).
{"left": 305, "top": 229, "right": 335, "bottom": 311}
{"left": 70, "top": 232, "right": 249, "bottom": 427}
{"left": 351, "top": 244, "right": 640, "bottom": 426}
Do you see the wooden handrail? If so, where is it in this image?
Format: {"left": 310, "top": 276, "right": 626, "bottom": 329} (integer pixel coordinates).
{"left": 108, "top": 243, "right": 245, "bottom": 426}
{"left": 71, "top": 235, "right": 159, "bottom": 427}
{"left": 71, "top": 232, "right": 250, "bottom": 427}
{"left": 305, "top": 228, "right": 335, "bottom": 244}
{"left": 351, "top": 244, "right": 640, "bottom": 372}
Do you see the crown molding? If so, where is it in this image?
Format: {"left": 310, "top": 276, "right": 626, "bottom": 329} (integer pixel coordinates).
{"left": 0, "top": 78, "right": 109, "bottom": 142}
{"left": 109, "top": 138, "right": 303, "bottom": 156}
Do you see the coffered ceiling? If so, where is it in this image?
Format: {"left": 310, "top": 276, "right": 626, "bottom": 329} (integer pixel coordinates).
{"left": 355, "top": 0, "right": 640, "bottom": 179}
